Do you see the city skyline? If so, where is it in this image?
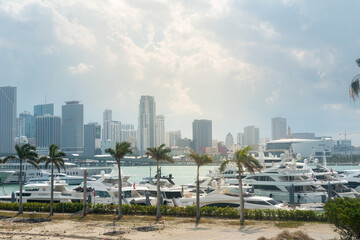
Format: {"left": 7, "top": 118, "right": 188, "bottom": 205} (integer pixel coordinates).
{"left": 2, "top": 2, "right": 360, "bottom": 145}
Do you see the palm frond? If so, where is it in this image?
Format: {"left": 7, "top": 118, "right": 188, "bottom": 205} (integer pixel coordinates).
{"left": 3, "top": 155, "right": 17, "bottom": 162}
{"left": 219, "top": 159, "right": 232, "bottom": 172}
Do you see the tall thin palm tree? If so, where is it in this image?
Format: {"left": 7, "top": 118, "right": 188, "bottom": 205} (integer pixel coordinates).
{"left": 188, "top": 149, "right": 214, "bottom": 223}
{"left": 37, "top": 144, "right": 66, "bottom": 216}
{"left": 146, "top": 144, "right": 174, "bottom": 220}
{"left": 105, "top": 141, "right": 132, "bottom": 220}
{"left": 349, "top": 58, "right": 360, "bottom": 100}
{"left": 219, "top": 146, "right": 261, "bottom": 225}
{"left": 4, "top": 144, "right": 38, "bottom": 214}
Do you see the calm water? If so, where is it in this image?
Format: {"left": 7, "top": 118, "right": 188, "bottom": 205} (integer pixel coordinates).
{"left": 1, "top": 164, "right": 359, "bottom": 196}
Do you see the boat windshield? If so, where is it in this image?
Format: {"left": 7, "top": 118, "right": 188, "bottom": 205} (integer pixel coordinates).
{"left": 267, "top": 199, "right": 281, "bottom": 205}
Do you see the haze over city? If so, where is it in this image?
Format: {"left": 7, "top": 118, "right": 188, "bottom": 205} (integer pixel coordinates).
{"left": 1, "top": 1, "right": 360, "bottom": 145}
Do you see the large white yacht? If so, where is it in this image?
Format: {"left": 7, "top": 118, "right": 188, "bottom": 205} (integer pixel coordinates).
{"left": 25, "top": 171, "right": 96, "bottom": 185}
{"left": 0, "top": 171, "right": 15, "bottom": 184}
{"left": 338, "top": 168, "right": 360, "bottom": 192}
{"left": 242, "top": 153, "right": 326, "bottom": 204}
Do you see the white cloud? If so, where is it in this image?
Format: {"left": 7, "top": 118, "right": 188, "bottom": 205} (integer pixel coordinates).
{"left": 68, "top": 63, "right": 90, "bottom": 74}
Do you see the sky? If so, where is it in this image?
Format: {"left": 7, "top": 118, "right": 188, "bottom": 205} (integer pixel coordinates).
{"left": 1, "top": 0, "right": 360, "bottom": 145}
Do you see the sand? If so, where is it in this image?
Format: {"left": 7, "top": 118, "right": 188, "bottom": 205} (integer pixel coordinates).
{"left": 0, "top": 212, "right": 339, "bottom": 240}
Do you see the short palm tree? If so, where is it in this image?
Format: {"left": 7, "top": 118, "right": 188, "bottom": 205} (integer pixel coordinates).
{"left": 349, "top": 58, "right": 360, "bottom": 100}
{"left": 105, "top": 141, "right": 132, "bottom": 220}
{"left": 219, "top": 146, "right": 261, "bottom": 225}
{"left": 146, "top": 144, "right": 174, "bottom": 220}
{"left": 4, "top": 144, "right": 38, "bottom": 214}
{"left": 188, "top": 149, "right": 214, "bottom": 223}
{"left": 37, "top": 144, "right": 66, "bottom": 216}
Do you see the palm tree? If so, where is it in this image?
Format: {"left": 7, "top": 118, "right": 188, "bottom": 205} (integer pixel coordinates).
{"left": 105, "top": 141, "right": 132, "bottom": 220}
{"left": 37, "top": 145, "right": 66, "bottom": 216}
{"left": 146, "top": 144, "right": 174, "bottom": 220}
{"left": 4, "top": 144, "right": 38, "bottom": 214}
{"left": 349, "top": 58, "right": 360, "bottom": 100}
{"left": 188, "top": 149, "right": 214, "bottom": 223}
{"left": 219, "top": 146, "right": 261, "bottom": 225}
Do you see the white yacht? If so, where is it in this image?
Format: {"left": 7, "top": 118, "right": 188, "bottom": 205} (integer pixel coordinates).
{"left": 0, "top": 159, "right": 112, "bottom": 184}
{"left": 0, "top": 171, "right": 15, "bottom": 184}
{"left": 11, "top": 180, "right": 83, "bottom": 203}
{"left": 242, "top": 154, "right": 326, "bottom": 204}
{"left": 338, "top": 168, "right": 360, "bottom": 192}
{"left": 26, "top": 171, "right": 96, "bottom": 185}
{"left": 177, "top": 184, "right": 287, "bottom": 209}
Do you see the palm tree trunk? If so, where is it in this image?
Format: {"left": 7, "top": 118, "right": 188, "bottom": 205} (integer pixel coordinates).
{"left": 50, "top": 161, "right": 54, "bottom": 216}
{"left": 19, "top": 159, "right": 23, "bottom": 214}
{"left": 117, "top": 161, "right": 123, "bottom": 220}
{"left": 238, "top": 172, "right": 244, "bottom": 225}
{"left": 196, "top": 165, "right": 200, "bottom": 223}
{"left": 156, "top": 160, "right": 161, "bottom": 220}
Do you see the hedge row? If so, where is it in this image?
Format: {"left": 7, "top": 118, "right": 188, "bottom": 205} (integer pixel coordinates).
{"left": 0, "top": 202, "right": 326, "bottom": 222}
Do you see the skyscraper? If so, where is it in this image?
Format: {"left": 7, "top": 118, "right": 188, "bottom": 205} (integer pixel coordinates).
{"left": 237, "top": 132, "right": 244, "bottom": 145}
{"left": 61, "top": 101, "right": 84, "bottom": 154}
{"left": 84, "top": 122, "right": 101, "bottom": 157}
{"left": 271, "top": 117, "right": 287, "bottom": 140}
{"left": 0, "top": 86, "right": 16, "bottom": 153}
{"left": 244, "top": 125, "right": 259, "bottom": 145}
{"left": 137, "top": 96, "right": 156, "bottom": 154}
{"left": 34, "top": 103, "right": 54, "bottom": 117}
{"left": 225, "top": 132, "right": 234, "bottom": 151}
{"left": 121, "top": 123, "right": 136, "bottom": 147}
{"left": 165, "top": 130, "right": 181, "bottom": 147}
{"left": 36, "top": 115, "right": 61, "bottom": 150}
{"left": 192, "top": 119, "right": 212, "bottom": 154}
{"left": 16, "top": 117, "right": 25, "bottom": 137}
{"left": 19, "top": 111, "right": 36, "bottom": 139}
{"left": 155, "top": 115, "right": 165, "bottom": 147}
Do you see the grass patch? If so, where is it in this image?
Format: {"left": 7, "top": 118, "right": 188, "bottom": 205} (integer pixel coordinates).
{"left": 275, "top": 221, "right": 305, "bottom": 228}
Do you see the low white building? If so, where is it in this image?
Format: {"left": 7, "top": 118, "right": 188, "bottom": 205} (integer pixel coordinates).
{"left": 266, "top": 137, "right": 332, "bottom": 162}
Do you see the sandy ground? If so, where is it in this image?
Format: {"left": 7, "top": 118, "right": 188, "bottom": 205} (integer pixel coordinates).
{"left": 0, "top": 212, "right": 339, "bottom": 240}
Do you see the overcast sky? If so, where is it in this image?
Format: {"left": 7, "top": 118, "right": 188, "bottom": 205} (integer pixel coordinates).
{"left": 2, "top": 0, "right": 360, "bottom": 145}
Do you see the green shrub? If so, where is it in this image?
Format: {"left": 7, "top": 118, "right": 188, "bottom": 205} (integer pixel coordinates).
{"left": 324, "top": 198, "right": 360, "bottom": 240}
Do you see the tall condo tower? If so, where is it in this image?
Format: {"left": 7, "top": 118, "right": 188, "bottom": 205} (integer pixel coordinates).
{"left": 271, "top": 117, "right": 287, "bottom": 140}
{"left": 61, "top": 101, "right": 84, "bottom": 154}
{"left": 102, "top": 109, "right": 121, "bottom": 142}
{"left": 155, "top": 115, "right": 165, "bottom": 147}
{"left": 84, "top": 122, "right": 101, "bottom": 157}
{"left": 36, "top": 115, "right": 61, "bottom": 150}
{"left": 192, "top": 119, "right": 212, "bottom": 154}
{"left": 244, "top": 125, "right": 259, "bottom": 145}
{"left": 225, "top": 132, "right": 234, "bottom": 151}
{"left": 137, "top": 96, "right": 156, "bottom": 154}
{"left": 0, "top": 86, "right": 16, "bottom": 153}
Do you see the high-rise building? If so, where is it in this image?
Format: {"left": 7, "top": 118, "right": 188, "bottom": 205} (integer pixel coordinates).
{"left": 271, "top": 117, "right": 287, "bottom": 140}
{"left": 165, "top": 130, "right": 181, "bottom": 147}
{"left": 16, "top": 117, "right": 25, "bottom": 137}
{"left": 19, "top": 111, "right": 36, "bottom": 139}
{"left": 102, "top": 109, "right": 112, "bottom": 141}
{"left": 137, "top": 96, "right": 156, "bottom": 154}
{"left": 36, "top": 114, "right": 61, "bottom": 150}
{"left": 237, "top": 132, "right": 245, "bottom": 145}
{"left": 244, "top": 125, "right": 259, "bottom": 146}
{"left": 61, "top": 101, "right": 84, "bottom": 154}
{"left": 225, "top": 132, "right": 234, "bottom": 151}
{"left": 0, "top": 86, "right": 16, "bottom": 153}
{"left": 192, "top": 119, "right": 212, "bottom": 154}
{"left": 84, "top": 122, "right": 101, "bottom": 157}
{"left": 155, "top": 115, "right": 165, "bottom": 146}
{"left": 121, "top": 123, "right": 136, "bottom": 148}
{"left": 34, "top": 103, "right": 54, "bottom": 117}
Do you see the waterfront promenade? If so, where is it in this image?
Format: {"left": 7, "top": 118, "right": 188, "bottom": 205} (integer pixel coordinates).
{"left": 0, "top": 211, "right": 339, "bottom": 240}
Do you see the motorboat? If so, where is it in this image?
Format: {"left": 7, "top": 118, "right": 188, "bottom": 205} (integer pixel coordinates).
{"left": 10, "top": 180, "right": 83, "bottom": 203}
{"left": 25, "top": 171, "right": 96, "bottom": 185}
{"left": 176, "top": 184, "right": 287, "bottom": 209}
